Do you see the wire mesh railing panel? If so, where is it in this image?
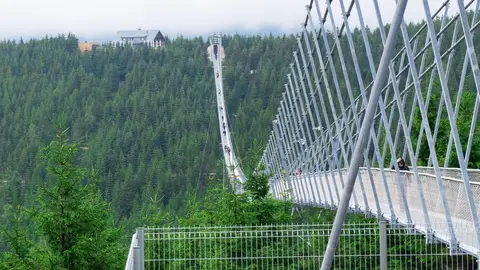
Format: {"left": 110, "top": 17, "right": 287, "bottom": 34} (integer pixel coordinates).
{"left": 358, "top": 169, "right": 381, "bottom": 216}
{"left": 353, "top": 172, "right": 369, "bottom": 212}
{"left": 136, "top": 223, "right": 479, "bottom": 269}
{"left": 446, "top": 179, "right": 473, "bottom": 222}
{"left": 387, "top": 223, "right": 479, "bottom": 269}
{"left": 382, "top": 172, "right": 406, "bottom": 224}
{"left": 283, "top": 168, "right": 480, "bottom": 255}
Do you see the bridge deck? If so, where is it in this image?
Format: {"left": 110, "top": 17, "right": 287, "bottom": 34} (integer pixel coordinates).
{"left": 209, "top": 35, "right": 245, "bottom": 191}
{"left": 271, "top": 167, "right": 480, "bottom": 256}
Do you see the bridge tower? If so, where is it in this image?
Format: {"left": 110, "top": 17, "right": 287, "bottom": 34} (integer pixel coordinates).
{"left": 208, "top": 33, "right": 246, "bottom": 193}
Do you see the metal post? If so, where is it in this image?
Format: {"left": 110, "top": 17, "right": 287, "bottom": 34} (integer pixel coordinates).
{"left": 320, "top": 0, "right": 407, "bottom": 269}
{"left": 270, "top": 139, "right": 285, "bottom": 196}
{"left": 271, "top": 136, "right": 288, "bottom": 198}
{"left": 273, "top": 120, "right": 295, "bottom": 201}
{"left": 284, "top": 83, "right": 322, "bottom": 205}
{"left": 133, "top": 246, "right": 142, "bottom": 270}
{"left": 279, "top": 104, "right": 308, "bottom": 202}
{"left": 277, "top": 112, "right": 303, "bottom": 200}
{"left": 347, "top": 0, "right": 397, "bottom": 220}
{"left": 379, "top": 221, "right": 388, "bottom": 270}
{"left": 266, "top": 144, "right": 279, "bottom": 199}
{"left": 137, "top": 228, "right": 145, "bottom": 270}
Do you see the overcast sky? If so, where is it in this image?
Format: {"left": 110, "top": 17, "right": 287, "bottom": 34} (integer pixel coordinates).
{"left": 0, "top": 0, "right": 465, "bottom": 40}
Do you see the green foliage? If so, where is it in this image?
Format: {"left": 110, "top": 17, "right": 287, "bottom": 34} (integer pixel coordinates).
{"left": 1, "top": 126, "right": 125, "bottom": 270}
{"left": 411, "top": 78, "right": 480, "bottom": 167}
{"left": 179, "top": 170, "right": 294, "bottom": 226}
{"left": 244, "top": 165, "right": 270, "bottom": 200}
{"left": 0, "top": 34, "right": 296, "bottom": 227}
{"left": 0, "top": 16, "right": 478, "bottom": 267}
{"left": 0, "top": 206, "right": 41, "bottom": 270}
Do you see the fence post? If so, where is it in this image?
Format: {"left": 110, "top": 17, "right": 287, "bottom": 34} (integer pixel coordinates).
{"left": 379, "top": 221, "right": 387, "bottom": 270}
{"left": 133, "top": 246, "right": 141, "bottom": 270}
{"left": 137, "top": 228, "right": 145, "bottom": 270}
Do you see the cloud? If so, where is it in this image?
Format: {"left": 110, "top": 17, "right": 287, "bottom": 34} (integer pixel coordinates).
{"left": 0, "top": 0, "right": 467, "bottom": 40}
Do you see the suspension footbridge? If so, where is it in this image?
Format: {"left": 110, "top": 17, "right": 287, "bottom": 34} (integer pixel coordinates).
{"left": 127, "top": 0, "right": 480, "bottom": 269}
{"left": 208, "top": 34, "right": 246, "bottom": 193}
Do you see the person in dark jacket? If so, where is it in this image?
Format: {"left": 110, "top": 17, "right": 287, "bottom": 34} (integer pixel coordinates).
{"left": 392, "top": 158, "right": 409, "bottom": 171}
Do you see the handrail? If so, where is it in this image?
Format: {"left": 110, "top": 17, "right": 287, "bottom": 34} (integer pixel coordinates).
{"left": 290, "top": 166, "right": 480, "bottom": 185}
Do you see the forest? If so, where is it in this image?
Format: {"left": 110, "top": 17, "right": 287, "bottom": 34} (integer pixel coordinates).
{"left": 0, "top": 33, "right": 299, "bottom": 268}
{"left": 0, "top": 33, "right": 297, "bottom": 221}
{"left": 1, "top": 11, "right": 480, "bottom": 268}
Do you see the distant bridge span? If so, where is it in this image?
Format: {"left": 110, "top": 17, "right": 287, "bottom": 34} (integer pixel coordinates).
{"left": 209, "top": 34, "right": 246, "bottom": 192}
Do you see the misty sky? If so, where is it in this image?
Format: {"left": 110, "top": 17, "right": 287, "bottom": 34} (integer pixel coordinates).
{"left": 0, "top": 0, "right": 464, "bottom": 40}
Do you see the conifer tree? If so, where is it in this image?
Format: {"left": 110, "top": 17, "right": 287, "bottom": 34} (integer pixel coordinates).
{"left": 1, "top": 125, "right": 126, "bottom": 269}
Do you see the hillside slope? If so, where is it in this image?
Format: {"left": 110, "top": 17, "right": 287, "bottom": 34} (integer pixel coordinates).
{"left": 0, "top": 34, "right": 297, "bottom": 220}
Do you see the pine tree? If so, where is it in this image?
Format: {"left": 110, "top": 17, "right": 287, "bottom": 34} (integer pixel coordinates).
{"left": 1, "top": 125, "right": 126, "bottom": 269}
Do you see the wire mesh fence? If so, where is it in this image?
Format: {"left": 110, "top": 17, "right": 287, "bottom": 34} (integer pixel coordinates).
{"left": 128, "top": 222, "right": 480, "bottom": 270}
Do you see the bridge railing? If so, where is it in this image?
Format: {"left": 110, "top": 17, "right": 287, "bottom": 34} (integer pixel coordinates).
{"left": 269, "top": 167, "right": 480, "bottom": 255}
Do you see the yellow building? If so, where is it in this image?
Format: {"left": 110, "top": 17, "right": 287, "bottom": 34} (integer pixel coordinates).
{"left": 79, "top": 42, "right": 99, "bottom": 53}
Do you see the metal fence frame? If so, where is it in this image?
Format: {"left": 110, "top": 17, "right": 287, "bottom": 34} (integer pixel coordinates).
{"left": 126, "top": 222, "right": 480, "bottom": 270}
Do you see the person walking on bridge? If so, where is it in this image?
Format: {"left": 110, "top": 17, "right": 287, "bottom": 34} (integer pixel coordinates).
{"left": 392, "top": 158, "right": 409, "bottom": 171}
